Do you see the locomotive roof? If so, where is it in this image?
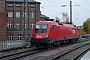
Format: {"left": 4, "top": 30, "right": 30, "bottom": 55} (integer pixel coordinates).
{"left": 63, "top": 24, "right": 77, "bottom": 28}
{"left": 36, "top": 21, "right": 59, "bottom": 25}
{"left": 36, "top": 21, "right": 77, "bottom": 28}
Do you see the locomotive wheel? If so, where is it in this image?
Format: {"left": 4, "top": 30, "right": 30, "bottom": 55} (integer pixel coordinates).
{"left": 53, "top": 42, "right": 60, "bottom": 47}
{"left": 72, "top": 39, "right": 76, "bottom": 43}
{"left": 78, "top": 37, "right": 81, "bottom": 42}
{"left": 48, "top": 43, "right": 54, "bottom": 48}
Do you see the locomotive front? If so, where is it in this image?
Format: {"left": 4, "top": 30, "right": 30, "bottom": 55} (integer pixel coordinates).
{"left": 34, "top": 24, "right": 49, "bottom": 39}
{"left": 31, "top": 21, "right": 51, "bottom": 47}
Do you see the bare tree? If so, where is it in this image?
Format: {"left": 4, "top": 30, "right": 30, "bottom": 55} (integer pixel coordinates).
{"left": 55, "top": 17, "right": 60, "bottom": 22}
{"left": 62, "top": 12, "right": 69, "bottom": 23}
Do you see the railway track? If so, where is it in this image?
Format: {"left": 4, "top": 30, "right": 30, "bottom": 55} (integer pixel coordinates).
{"left": 51, "top": 41, "right": 90, "bottom": 60}
{"left": 0, "top": 40, "right": 89, "bottom": 60}
{"left": 21, "top": 40, "right": 89, "bottom": 60}
{"left": 0, "top": 47, "right": 44, "bottom": 60}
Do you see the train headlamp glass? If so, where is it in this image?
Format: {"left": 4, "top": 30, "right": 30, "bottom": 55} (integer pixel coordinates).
{"left": 46, "top": 34, "right": 48, "bottom": 38}
{"left": 32, "top": 34, "right": 34, "bottom": 37}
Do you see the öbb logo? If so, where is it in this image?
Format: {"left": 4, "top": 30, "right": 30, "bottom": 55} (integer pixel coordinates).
{"left": 36, "top": 35, "right": 42, "bottom": 38}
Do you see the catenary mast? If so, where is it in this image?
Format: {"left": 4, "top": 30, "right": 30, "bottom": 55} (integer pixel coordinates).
{"left": 22, "top": 0, "right": 29, "bottom": 47}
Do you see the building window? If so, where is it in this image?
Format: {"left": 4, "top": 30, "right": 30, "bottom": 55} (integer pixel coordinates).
{"left": 16, "top": 12, "right": 20, "bottom": 18}
{"left": 8, "top": 11, "right": 13, "bottom": 17}
{"left": 9, "top": 34, "right": 14, "bottom": 40}
{"left": 30, "top": 23, "right": 34, "bottom": 29}
{"left": 16, "top": 23, "right": 20, "bottom": 29}
{"left": 8, "top": 3, "right": 13, "bottom": 6}
{"left": 7, "top": 23, "right": 13, "bottom": 29}
{"left": 17, "top": 34, "right": 22, "bottom": 40}
{"left": 30, "top": 4, "right": 35, "bottom": 8}
{"left": 16, "top": 4, "right": 20, "bottom": 6}
{"left": 28, "top": 34, "right": 30, "bottom": 39}
{"left": 30, "top": 12, "right": 35, "bottom": 18}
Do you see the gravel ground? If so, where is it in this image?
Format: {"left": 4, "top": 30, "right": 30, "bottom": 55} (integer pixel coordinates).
{"left": 0, "top": 47, "right": 36, "bottom": 57}
{"left": 24, "top": 41, "right": 90, "bottom": 60}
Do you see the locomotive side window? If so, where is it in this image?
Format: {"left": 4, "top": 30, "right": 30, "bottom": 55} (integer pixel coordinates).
{"left": 50, "top": 25, "right": 54, "bottom": 31}
{"left": 35, "top": 24, "right": 48, "bottom": 33}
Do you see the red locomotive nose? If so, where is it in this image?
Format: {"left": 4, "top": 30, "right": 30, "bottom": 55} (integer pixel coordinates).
{"left": 34, "top": 33, "right": 47, "bottom": 39}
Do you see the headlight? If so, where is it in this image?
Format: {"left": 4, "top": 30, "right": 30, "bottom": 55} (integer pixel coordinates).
{"left": 32, "top": 34, "right": 34, "bottom": 38}
{"left": 46, "top": 34, "right": 48, "bottom": 38}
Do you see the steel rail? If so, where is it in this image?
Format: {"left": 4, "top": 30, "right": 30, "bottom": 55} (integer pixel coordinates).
{"left": 51, "top": 42, "right": 90, "bottom": 60}
{"left": 72, "top": 46, "right": 90, "bottom": 60}
{"left": 0, "top": 48, "right": 40, "bottom": 60}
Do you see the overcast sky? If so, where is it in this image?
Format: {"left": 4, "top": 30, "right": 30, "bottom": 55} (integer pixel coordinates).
{"left": 35, "top": 0, "right": 90, "bottom": 26}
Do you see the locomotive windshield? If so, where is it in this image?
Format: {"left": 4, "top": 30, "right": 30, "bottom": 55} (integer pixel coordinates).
{"left": 35, "top": 24, "right": 48, "bottom": 33}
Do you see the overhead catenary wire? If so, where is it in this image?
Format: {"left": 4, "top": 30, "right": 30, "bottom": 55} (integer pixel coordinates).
{"left": 78, "top": 4, "right": 90, "bottom": 5}
{"left": 40, "top": 0, "right": 89, "bottom": 26}
{"left": 41, "top": 6, "right": 62, "bottom": 7}
{"left": 73, "top": 0, "right": 90, "bottom": 26}
{"left": 42, "top": 0, "right": 90, "bottom": 13}
{"left": 83, "top": 0, "right": 90, "bottom": 6}
{"left": 41, "top": 4, "right": 90, "bottom": 8}
{"left": 41, "top": 7, "right": 62, "bottom": 21}
{"left": 43, "top": 0, "right": 90, "bottom": 13}
{"left": 41, "top": 0, "right": 69, "bottom": 17}
{"left": 73, "top": 0, "right": 90, "bottom": 12}
{"left": 43, "top": 0, "right": 90, "bottom": 8}
{"left": 41, "top": 7, "right": 62, "bottom": 14}
{"left": 46, "top": 0, "right": 62, "bottom": 7}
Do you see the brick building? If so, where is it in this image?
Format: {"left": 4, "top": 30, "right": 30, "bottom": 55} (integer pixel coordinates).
{"left": 0, "top": 12, "right": 7, "bottom": 41}
{"left": 0, "top": 0, "right": 41, "bottom": 41}
{"left": 0, "top": 0, "right": 7, "bottom": 41}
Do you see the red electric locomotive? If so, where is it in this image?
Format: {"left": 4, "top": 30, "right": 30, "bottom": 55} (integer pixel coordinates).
{"left": 31, "top": 21, "right": 80, "bottom": 48}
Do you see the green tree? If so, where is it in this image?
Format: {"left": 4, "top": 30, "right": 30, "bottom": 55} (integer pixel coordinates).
{"left": 78, "top": 29, "right": 86, "bottom": 35}
{"left": 83, "top": 22, "right": 88, "bottom": 33}
{"left": 88, "top": 23, "right": 90, "bottom": 33}
{"left": 83, "top": 18, "right": 90, "bottom": 33}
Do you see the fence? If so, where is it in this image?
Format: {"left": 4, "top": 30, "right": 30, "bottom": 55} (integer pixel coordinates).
{"left": 0, "top": 40, "right": 30, "bottom": 51}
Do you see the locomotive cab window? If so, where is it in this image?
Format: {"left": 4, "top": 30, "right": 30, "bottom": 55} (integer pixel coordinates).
{"left": 35, "top": 24, "right": 48, "bottom": 33}
{"left": 50, "top": 25, "right": 54, "bottom": 31}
